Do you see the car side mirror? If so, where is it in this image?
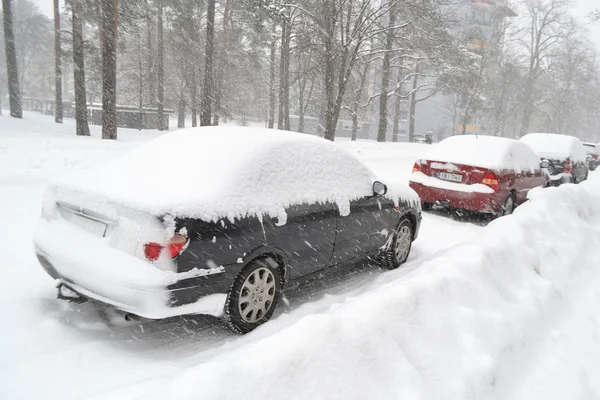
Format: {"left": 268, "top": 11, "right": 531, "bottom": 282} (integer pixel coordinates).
{"left": 540, "top": 160, "right": 549, "bottom": 169}
{"left": 373, "top": 181, "right": 387, "bottom": 196}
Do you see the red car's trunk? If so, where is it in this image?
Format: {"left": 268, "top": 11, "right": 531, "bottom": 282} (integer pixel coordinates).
{"left": 418, "top": 160, "right": 490, "bottom": 186}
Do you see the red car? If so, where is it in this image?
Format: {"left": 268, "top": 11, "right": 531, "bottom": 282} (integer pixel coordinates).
{"left": 409, "top": 135, "right": 548, "bottom": 216}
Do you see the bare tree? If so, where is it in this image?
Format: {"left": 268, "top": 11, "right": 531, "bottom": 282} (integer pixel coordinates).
{"left": 72, "top": 0, "right": 89, "bottom": 136}
{"left": 200, "top": 0, "right": 215, "bottom": 126}
{"left": 100, "top": 0, "right": 119, "bottom": 139}
{"left": 377, "top": 4, "right": 396, "bottom": 142}
{"left": 53, "top": 0, "right": 62, "bottom": 123}
{"left": 2, "top": 0, "right": 22, "bottom": 118}
{"left": 156, "top": 0, "right": 165, "bottom": 130}
{"left": 517, "top": 0, "right": 568, "bottom": 137}
{"left": 267, "top": 26, "right": 277, "bottom": 128}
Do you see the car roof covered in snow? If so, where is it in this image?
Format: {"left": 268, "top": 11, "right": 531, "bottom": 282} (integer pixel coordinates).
{"left": 420, "top": 135, "right": 541, "bottom": 172}
{"left": 520, "top": 133, "right": 587, "bottom": 162}
{"left": 49, "top": 127, "right": 416, "bottom": 221}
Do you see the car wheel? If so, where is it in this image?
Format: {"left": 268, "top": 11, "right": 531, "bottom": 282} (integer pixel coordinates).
{"left": 422, "top": 201, "right": 433, "bottom": 211}
{"left": 224, "top": 256, "right": 282, "bottom": 334}
{"left": 500, "top": 194, "right": 515, "bottom": 216}
{"left": 382, "top": 218, "right": 413, "bottom": 270}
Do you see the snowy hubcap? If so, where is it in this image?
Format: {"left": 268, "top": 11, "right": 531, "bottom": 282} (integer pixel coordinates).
{"left": 239, "top": 267, "right": 276, "bottom": 323}
{"left": 394, "top": 225, "right": 412, "bottom": 263}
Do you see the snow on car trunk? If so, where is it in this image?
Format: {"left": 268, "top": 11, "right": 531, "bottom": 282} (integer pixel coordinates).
{"left": 47, "top": 127, "right": 418, "bottom": 223}
{"left": 146, "top": 174, "right": 600, "bottom": 400}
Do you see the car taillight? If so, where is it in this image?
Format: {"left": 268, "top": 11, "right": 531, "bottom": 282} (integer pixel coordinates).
{"left": 144, "top": 233, "right": 189, "bottom": 262}
{"left": 482, "top": 170, "right": 499, "bottom": 191}
{"left": 564, "top": 158, "right": 573, "bottom": 174}
{"left": 412, "top": 161, "right": 422, "bottom": 173}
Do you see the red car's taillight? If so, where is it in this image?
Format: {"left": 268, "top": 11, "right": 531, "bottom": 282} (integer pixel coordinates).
{"left": 564, "top": 158, "right": 573, "bottom": 174}
{"left": 412, "top": 161, "right": 422, "bottom": 174}
{"left": 144, "top": 233, "right": 189, "bottom": 262}
{"left": 482, "top": 170, "right": 499, "bottom": 191}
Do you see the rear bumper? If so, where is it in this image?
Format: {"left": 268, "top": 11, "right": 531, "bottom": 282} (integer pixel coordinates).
{"left": 409, "top": 181, "right": 504, "bottom": 214}
{"left": 34, "top": 219, "right": 227, "bottom": 319}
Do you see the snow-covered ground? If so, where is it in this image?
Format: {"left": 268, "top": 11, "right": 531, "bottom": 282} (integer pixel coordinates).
{"left": 1, "top": 114, "right": 599, "bottom": 399}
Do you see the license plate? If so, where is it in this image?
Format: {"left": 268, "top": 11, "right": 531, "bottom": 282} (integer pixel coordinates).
{"left": 437, "top": 172, "right": 463, "bottom": 182}
{"left": 68, "top": 213, "right": 108, "bottom": 237}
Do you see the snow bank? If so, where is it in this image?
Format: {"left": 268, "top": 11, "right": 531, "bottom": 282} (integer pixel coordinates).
{"left": 49, "top": 127, "right": 417, "bottom": 222}
{"left": 147, "top": 175, "right": 600, "bottom": 400}
{"left": 521, "top": 133, "right": 587, "bottom": 163}
{"left": 421, "top": 135, "right": 541, "bottom": 172}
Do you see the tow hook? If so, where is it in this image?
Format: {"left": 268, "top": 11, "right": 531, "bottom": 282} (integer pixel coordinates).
{"left": 56, "top": 282, "right": 88, "bottom": 304}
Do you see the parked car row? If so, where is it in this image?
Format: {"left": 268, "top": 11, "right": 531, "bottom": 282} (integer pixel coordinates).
{"left": 409, "top": 133, "right": 591, "bottom": 216}
{"left": 30, "top": 127, "right": 597, "bottom": 334}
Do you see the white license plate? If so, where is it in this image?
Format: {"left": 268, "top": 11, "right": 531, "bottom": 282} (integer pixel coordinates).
{"left": 437, "top": 172, "right": 463, "bottom": 182}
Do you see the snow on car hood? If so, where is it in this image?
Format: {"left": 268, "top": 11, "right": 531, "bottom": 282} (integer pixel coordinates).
{"left": 47, "top": 127, "right": 417, "bottom": 222}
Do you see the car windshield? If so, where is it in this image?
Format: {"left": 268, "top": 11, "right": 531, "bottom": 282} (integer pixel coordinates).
{"left": 3, "top": 0, "right": 600, "bottom": 399}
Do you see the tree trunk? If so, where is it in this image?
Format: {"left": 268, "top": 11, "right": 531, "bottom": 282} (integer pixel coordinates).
{"left": 100, "top": 0, "right": 118, "bottom": 139}
{"left": 2, "top": 0, "right": 22, "bottom": 118}
{"left": 156, "top": 1, "right": 165, "bottom": 131}
{"left": 200, "top": 0, "right": 215, "bottom": 126}
{"left": 138, "top": 27, "right": 143, "bottom": 130}
{"left": 146, "top": 17, "right": 155, "bottom": 106}
{"left": 351, "top": 62, "right": 370, "bottom": 141}
{"left": 53, "top": 0, "right": 63, "bottom": 123}
{"left": 267, "top": 28, "right": 276, "bottom": 129}
{"left": 177, "top": 86, "right": 185, "bottom": 129}
{"left": 392, "top": 93, "right": 402, "bottom": 143}
{"left": 377, "top": 6, "right": 396, "bottom": 142}
{"left": 191, "top": 69, "right": 198, "bottom": 127}
{"left": 323, "top": 3, "right": 336, "bottom": 141}
{"left": 278, "top": 19, "right": 291, "bottom": 130}
{"left": 408, "top": 63, "right": 420, "bottom": 142}
{"left": 72, "top": 0, "right": 89, "bottom": 136}
{"left": 392, "top": 67, "right": 403, "bottom": 142}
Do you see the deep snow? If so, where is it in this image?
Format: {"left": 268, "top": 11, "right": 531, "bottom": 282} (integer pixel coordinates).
{"left": 1, "top": 114, "right": 600, "bottom": 400}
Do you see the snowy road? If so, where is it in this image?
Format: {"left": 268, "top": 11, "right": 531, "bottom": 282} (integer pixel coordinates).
{"left": 1, "top": 114, "right": 599, "bottom": 399}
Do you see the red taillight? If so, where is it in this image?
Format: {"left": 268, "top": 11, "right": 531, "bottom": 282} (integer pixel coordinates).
{"left": 564, "top": 158, "right": 573, "bottom": 174}
{"left": 144, "top": 234, "right": 188, "bottom": 262}
{"left": 412, "top": 161, "right": 422, "bottom": 173}
{"left": 168, "top": 234, "right": 188, "bottom": 258}
{"left": 482, "top": 170, "right": 499, "bottom": 191}
{"left": 144, "top": 242, "right": 163, "bottom": 261}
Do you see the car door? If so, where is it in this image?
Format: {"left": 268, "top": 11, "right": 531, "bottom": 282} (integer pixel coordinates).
{"left": 265, "top": 202, "right": 337, "bottom": 280}
{"left": 332, "top": 195, "right": 394, "bottom": 265}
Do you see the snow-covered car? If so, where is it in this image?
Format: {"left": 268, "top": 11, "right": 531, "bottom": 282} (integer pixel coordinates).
{"left": 583, "top": 142, "right": 600, "bottom": 171}
{"left": 409, "top": 135, "right": 548, "bottom": 216}
{"left": 520, "top": 133, "right": 588, "bottom": 186}
{"left": 33, "top": 127, "right": 421, "bottom": 333}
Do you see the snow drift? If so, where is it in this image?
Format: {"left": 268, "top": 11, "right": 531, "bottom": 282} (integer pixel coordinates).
{"left": 146, "top": 176, "right": 600, "bottom": 400}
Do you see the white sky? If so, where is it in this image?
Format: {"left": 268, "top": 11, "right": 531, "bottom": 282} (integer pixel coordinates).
{"left": 31, "top": 0, "right": 52, "bottom": 17}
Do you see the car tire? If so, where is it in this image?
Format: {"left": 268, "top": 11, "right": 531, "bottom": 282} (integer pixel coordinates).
{"left": 224, "top": 256, "right": 282, "bottom": 334}
{"left": 500, "top": 193, "right": 515, "bottom": 216}
{"left": 381, "top": 218, "right": 413, "bottom": 270}
{"left": 422, "top": 201, "right": 433, "bottom": 211}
